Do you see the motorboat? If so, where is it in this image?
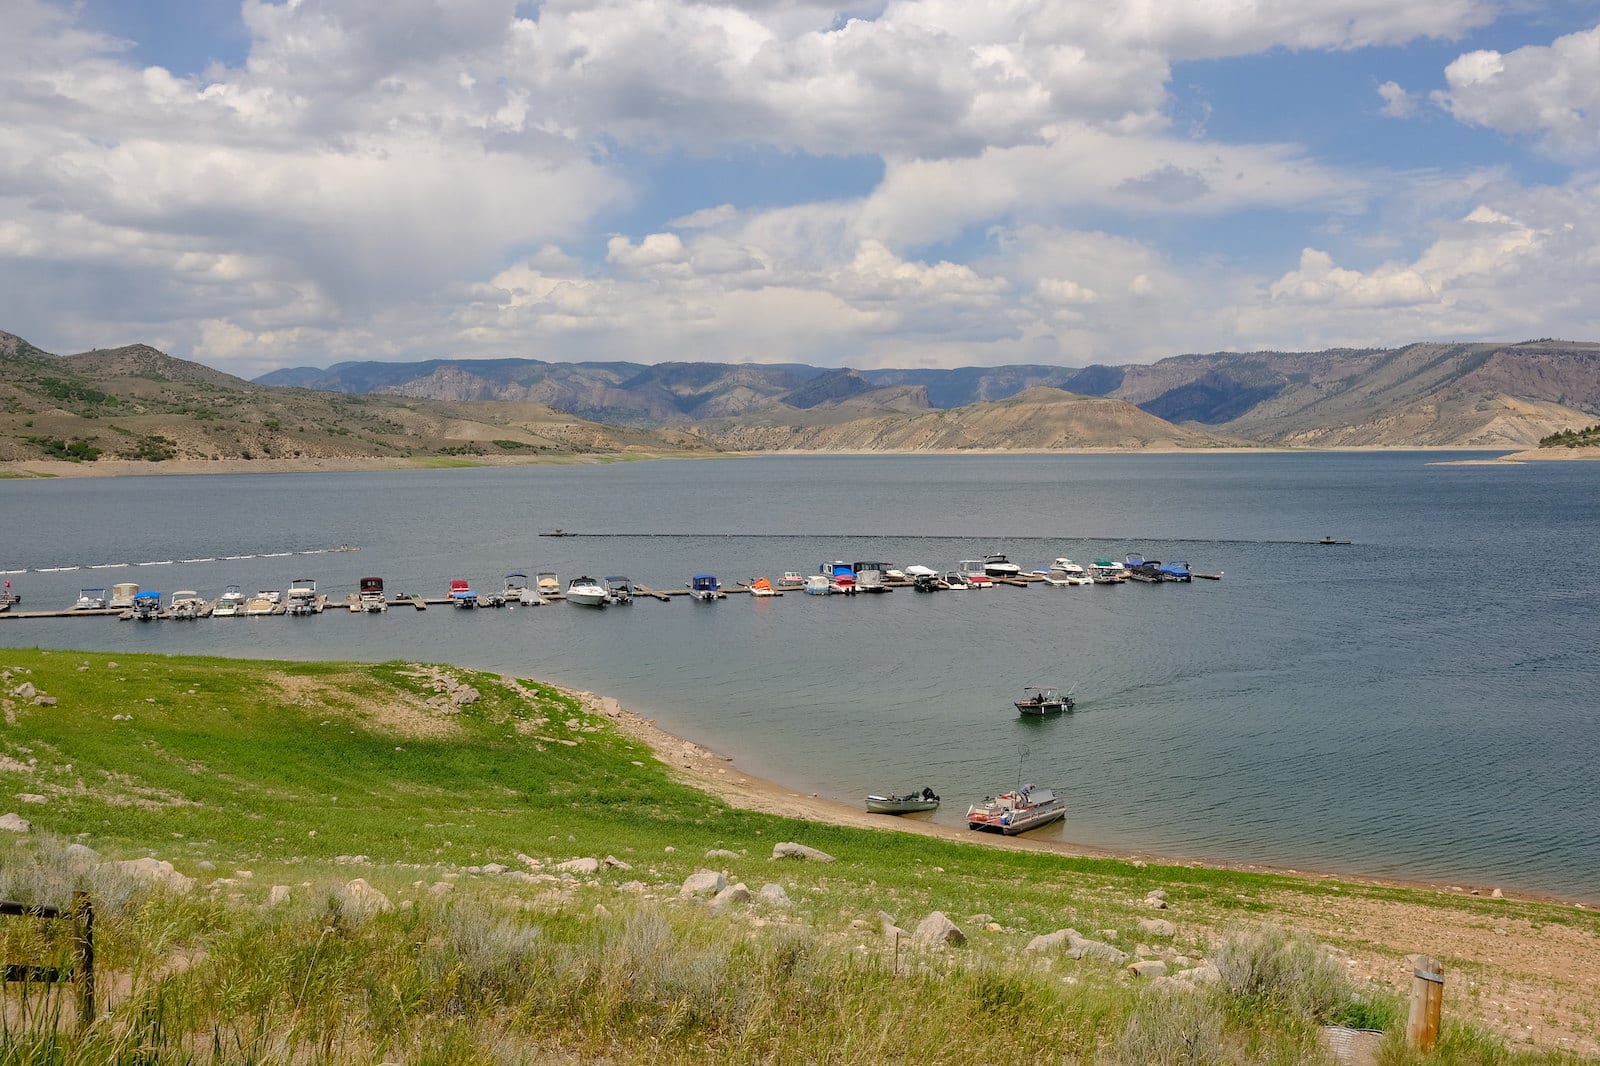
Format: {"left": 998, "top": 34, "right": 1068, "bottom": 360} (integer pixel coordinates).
{"left": 536, "top": 572, "right": 560, "bottom": 598}
{"left": 912, "top": 573, "right": 940, "bottom": 592}
{"left": 957, "top": 560, "right": 992, "bottom": 588}
{"left": 687, "top": 574, "right": 722, "bottom": 602}
{"left": 747, "top": 577, "right": 779, "bottom": 597}
{"left": 821, "top": 561, "right": 856, "bottom": 595}
{"left": 942, "top": 571, "right": 971, "bottom": 590}
{"left": 780, "top": 571, "right": 805, "bottom": 586}
{"left": 0, "top": 583, "right": 15, "bottom": 612}
{"left": 132, "top": 590, "right": 162, "bottom": 621}
{"left": 803, "top": 574, "right": 831, "bottom": 596}
{"left": 109, "top": 582, "right": 140, "bottom": 609}
{"left": 566, "top": 576, "right": 609, "bottom": 607}
{"left": 866, "top": 787, "right": 941, "bottom": 815}
{"left": 967, "top": 786, "right": 1066, "bottom": 835}
{"left": 983, "top": 554, "right": 1022, "bottom": 579}
{"left": 504, "top": 572, "right": 541, "bottom": 606}
{"left": 213, "top": 586, "right": 247, "bottom": 617}
{"left": 1319, "top": 537, "right": 1351, "bottom": 545}
{"left": 852, "top": 561, "right": 890, "bottom": 593}
{"left": 605, "top": 576, "right": 635, "bottom": 604}
{"left": 449, "top": 579, "right": 479, "bottom": 609}
{"left": 256, "top": 589, "right": 283, "bottom": 605}
{"left": 358, "top": 576, "right": 387, "bottom": 613}
{"left": 1014, "top": 687, "right": 1074, "bottom": 715}
{"left": 286, "top": 578, "right": 320, "bottom": 615}
{"left": 75, "top": 587, "right": 109, "bottom": 610}
{"left": 1090, "top": 559, "right": 1128, "bottom": 584}
{"left": 1157, "top": 560, "right": 1192, "bottom": 582}
{"left": 244, "top": 594, "right": 276, "bottom": 616}
{"left": 884, "top": 566, "right": 907, "bottom": 581}
{"left": 1051, "top": 558, "right": 1087, "bottom": 577}
{"left": 904, "top": 564, "right": 938, "bottom": 580}
{"left": 169, "top": 590, "right": 204, "bottom": 619}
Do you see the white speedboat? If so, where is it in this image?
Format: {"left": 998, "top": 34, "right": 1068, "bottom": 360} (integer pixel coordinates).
{"left": 904, "top": 564, "right": 938, "bottom": 579}
{"left": 566, "top": 576, "right": 609, "bottom": 607}
{"left": 213, "top": 586, "right": 247, "bottom": 616}
{"left": 74, "top": 587, "right": 109, "bottom": 610}
{"left": 983, "top": 554, "right": 1022, "bottom": 578}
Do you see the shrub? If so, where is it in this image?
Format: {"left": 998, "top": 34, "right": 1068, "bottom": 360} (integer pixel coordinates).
{"left": 1117, "top": 988, "right": 1227, "bottom": 1065}
{"left": 1212, "top": 925, "right": 1351, "bottom": 1021}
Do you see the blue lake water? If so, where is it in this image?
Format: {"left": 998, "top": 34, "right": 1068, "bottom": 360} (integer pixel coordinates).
{"left": 2, "top": 453, "right": 1596, "bottom": 899}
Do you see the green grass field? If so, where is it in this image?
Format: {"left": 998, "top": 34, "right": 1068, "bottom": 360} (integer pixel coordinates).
{"left": 0, "top": 650, "right": 1590, "bottom": 1064}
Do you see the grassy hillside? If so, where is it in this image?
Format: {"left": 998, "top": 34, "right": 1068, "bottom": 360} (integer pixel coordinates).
{"left": 0, "top": 332, "right": 710, "bottom": 467}
{"left": 2, "top": 651, "right": 1593, "bottom": 1063}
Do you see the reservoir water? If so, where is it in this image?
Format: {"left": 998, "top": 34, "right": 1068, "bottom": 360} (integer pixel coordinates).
{"left": 2, "top": 453, "right": 1596, "bottom": 900}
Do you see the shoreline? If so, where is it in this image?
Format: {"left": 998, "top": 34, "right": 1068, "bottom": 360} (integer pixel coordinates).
{"left": 568, "top": 683, "right": 1597, "bottom": 911}
{"left": 0, "top": 445, "right": 1540, "bottom": 481}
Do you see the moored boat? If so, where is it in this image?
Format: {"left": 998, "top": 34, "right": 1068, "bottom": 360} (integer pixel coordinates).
{"left": 687, "top": 574, "right": 722, "bottom": 601}
{"left": 747, "top": 577, "right": 779, "bottom": 597}
{"left": 942, "top": 571, "right": 971, "bottom": 589}
{"left": 852, "top": 561, "right": 890, "bottom": 593}
{"left": 131, "top": 590, "right": 162, "bottom": 620}
{"left": 866, "top": 787, "right": 940, "bottom": 815}
{"left": 1090, "top": 559, "right": 1128, "bottom": 584}
{"left": 967, "top": 785, "right": 1065, "bottom": 834}
{"left": 1157, "top": 559, "right": 1192, "bottom": 582}
{"left": 536, "top": 572, "right": 560, "bottom": 598}
{"left": 286, "top": 578, "right": 321, "bottom": 615}
{"left": 605, "top": 576, "right": 635, "bottom": 604}
{"left": 504, "top": 572, "right": 541, "bottom": 605}
{"left": 448, "top": 579, "right": 478, "bottom": 609}
{"left": 169, "top": 590, "right": 204, "bottom": 619}
{"left": 957, "top": 560, "right": 993, "bottom": 587}
{"left": 983, "top": 554, "right": 1022, "bottom": 578}
{"left": 803, "top": 574, "right": 831, "bottom": 595}
{"left": 109, "top": 582, "right": 140, "bottom": 608}
{"left": 566, "top": 576, "right": 608, "bottom": 607}
{"left": 821, "top": 561, "right": 856, "bottom": 595}
{"left": 359, "top": 576, "right": 387, "bottom": 612}
{"left": 780, "top": 571, "right": 805, "bottom": 587}
{"left": 74, "top": 587, "right": 109, "bottom": 610}
{"left": 213, "top": 585, "right": 247, "bottom": 616}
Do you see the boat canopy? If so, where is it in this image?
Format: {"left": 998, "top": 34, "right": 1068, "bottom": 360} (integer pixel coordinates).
{"left": 692, "top": 574, "right": 718, "bottom": 583}
{"left": 603, "top": 576, "right": 631, "bottom": 583}
{"left": 750, "top": 578, "right": 773, "bottom": 591}
{"left": 134, "top": 591, "right": 161, "bottom": 600}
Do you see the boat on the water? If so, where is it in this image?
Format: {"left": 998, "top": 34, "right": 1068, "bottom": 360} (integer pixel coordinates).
{"left": 109, "top": 582, "right": 140, "bottom": 608}
{"left": 1090, "top": 559, "right": 1128, "bottom": 584}
{"left": 0, "top": 581, "right": 18, "bottom": 612}
{"left": 852, "top": 561, "right": 891, "bottom": 593}
{"left": 942, "top": 571, "right": 971, "bottom": 590}
{"left": 957, "top": 560, "right": 993, "bottom": 587}
{"left": 821, "top": 561, "right": 856, "bottom": 595}
{"left": 131, "top": 590, "right": 162, "bottom": 621}
{"left": 257, "top": 588, "right": 283, "bottom": 605}
{"left": 687, "top": 574, "right": 722, "bottom": 601}
{"left": 904, "top": 564, "right": 938, "bottom": 580}
{"left": 503, "top": 572, "right": 541, "bottom": 606}
{"left": 780, "top": 571, "right": 805, "bottom": 586}
{"left": 803, "top": 574, "right": 831, "bottom": 595}
{"left": 566, "top": 576, "right": 609, "bottom": 607}
{"left": 74, "top": 587, "right": 109, "bottom": 610}
{"left": 1319, "top": 537, "right": 1351, "bottom": 545}
{"left": 983, "top": 554, "right": 1022, "bottom": 579}
{"left": 169, "top": 590, "right": 204, "bottom": 619}
{"left": 244, "top": 594, "right": 276, "bottom": 616}
{"left": 213, "top": 585, "right": 247, "bottom": 616}
{"left": 912, "top": 573, "right": 940, "bottom": 592}
{"left": 967, "top": 785, "right": 1066, "bottom": 834}
{"left": 1157, "top": 560, "right": 1192, "bottom": 582}
{"left": 747, "top": 577, "right": 779, "bottom": 597}
{"left": 286, "top": 578, "right": 320, "bottom": 615}
{"left": 358, "top": 576, "right": 387, "bottom": 613}
{"left": 1014, "top": 686, "right": 1074, "bottom": 715}
{"left": 536, "top": 572, "right": 560, "bottom": 598}
{"left": 448, "top": 579, "right": 478, "bottom": 609}
{"left": 605, "top": 576, "right": 635, "bottom": 604}
{"left": 866, "top": 787, "right": 940, "bottom": 815}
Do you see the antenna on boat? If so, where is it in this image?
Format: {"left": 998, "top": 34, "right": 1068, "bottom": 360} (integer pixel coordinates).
{"left": 1015, "top": 742, "right": 1029, "bottom": 792}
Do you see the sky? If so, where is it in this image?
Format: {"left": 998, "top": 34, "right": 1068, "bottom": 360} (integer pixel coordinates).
{"left": 2, "top": 0, "right": 1598, "bottom": 377}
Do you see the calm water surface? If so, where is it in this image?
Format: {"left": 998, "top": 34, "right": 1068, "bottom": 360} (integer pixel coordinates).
{"left": 2, "top": 454, "right": 1596, "bottom": 899}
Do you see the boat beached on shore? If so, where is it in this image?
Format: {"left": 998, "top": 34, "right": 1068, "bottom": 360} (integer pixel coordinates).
{"left": 967, "top": 785, "right": 1065, "bottom": 834}
{"left": 866, "top": 787, "right": 940, "bottom": 814}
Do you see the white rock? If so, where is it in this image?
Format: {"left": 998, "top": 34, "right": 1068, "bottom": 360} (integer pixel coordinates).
{"left": 1128, "top": 960, "right": 1168, "bottom": 978}
{"left": 267, "top": 885, "right": 291, "bottom": 907}
{"left": 602, "top": 855, "right": 633, "bottom": 870}
{"left": 1138, "top": 918, "right": 1176, "bottom": 937}
{"left": 913, "top": 911, "right": 965, "bottom": 948}
{"left": 757, "top": 883, "right": 791, "bottom": 905}
{"left": 338, "top": 878, "right": 393, "bottom": 919}
{"left": 13, "top": 682, "right": 36, "bottom": 699}
{"left": 15, "top": 793, "right": 46, "bottom": 805}
{"left": 617, "top": 880, "right": 648, "bottom": 893}
{"left": 1066, "top": 930, "right": 1130, "bottom": 964}
{"left": 679, "top": 869, "right": 727, "bottom": 898}
{"left": 62, "top": 843, "right": 99, "bottom": 869}
{"left": 705, "top": 849, "right": 741, "bottom": 860}
{"left": 1025, "top": 929, "right": 1074, "bottom": 954}
{"left": 1145, "top": 889, "right": 1168, "bottom": 901}
{"left": 771, "top": 842, "right": 835, "bottom": 863}
{"left": 710, "top": 883, "right": 752, "bottom": 912}
{"left": 555, "top": 857, "right": 600, "bottom": 875}
{"left": 0, "top": 812, "right": 32, "bottom": 833}
{"left": 481, "top": 863, "right": 508, "bottom": 875}
{"left": 33, "top": 697, "right": 56, "bottom": 707}
{"left": 109, "top": 857, "right": 195, "bottom": 894}
{"left": 1491, "top": 888, "right": 1504, "bottom": 899}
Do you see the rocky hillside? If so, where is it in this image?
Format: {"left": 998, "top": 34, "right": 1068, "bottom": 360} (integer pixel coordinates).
{"left": 258, "top": 340, "right": 1600, "bottom": 447}
{"left": 688, "top": 387, "right": 1230, "bottom": 451}
{"left": 0, "top": 332, "right": 706, "bottom": 465}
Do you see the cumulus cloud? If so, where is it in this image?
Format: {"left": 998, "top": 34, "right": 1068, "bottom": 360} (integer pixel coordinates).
{"left": 1377, "top": 80, "right": 1417, "bottom": 118}
{"left": 1433, "top": 24, "right": 1600, "bottom": 159}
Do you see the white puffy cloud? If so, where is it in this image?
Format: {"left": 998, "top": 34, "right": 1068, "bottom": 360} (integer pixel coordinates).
{"left": 1434, "top": 24, "right": 1600, "bottom": 159}
{"left": 1377, "top": 80, "right": 1416, "bottom": 118}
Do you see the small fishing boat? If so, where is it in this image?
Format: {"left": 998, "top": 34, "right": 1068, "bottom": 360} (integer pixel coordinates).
{"left": 358, "top": 576, "right": 387, "bottom": 612}
{"left": 687, "top": 574, "right": 722, "bottom": 602}
{"left": 449, "top": 579, "right": 478, "bottom": 609}
{"left": 866, "top": 787, "right": 941, "bottom": 815}
{"left": 780, "top": 571, "right": 805, "bottom": 586}
{"left": 967, "top": 785, "right": 1066, "bottom": 834}
{"left": 1014, "top": 686, "right": 1074, "bottom": 715}
{"left": 1318, "top": 537, "right": 1351, "bottom": 545}
{"left": 0, "top": 581, "right": 17, "bottom": 612}
{"left": 566, "top": 576, "right": 608, "bottom": 607}
{"left": 983, "top": 554, "right": 1022, "bottom": 578}
{"left": 747, "top": 577, "right": 779, "bottom": 597}
{"left": 287, "top": 578, "right": 320, "bottom": 615}
{"left": 75, "top": 587, "right": 109, "bottom": 610}
{"left": 213, "top": 586, "right": 247, "bottom": 616}
{"left": 109, "top": 582, "right": 140, "bottom": 609}
{"left": 131, "top": 590, "right": 162, "bottom": 621}
{"left": 605, "top": 576, "right": 635, "bottom": 604}
{"left": 803, "top": 574, "right": 831, "bottom": 596}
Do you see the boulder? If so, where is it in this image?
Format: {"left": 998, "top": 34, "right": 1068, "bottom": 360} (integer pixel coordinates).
{"left": 267, "top": 885, "right": 291, "bottom": 907}
{"left": 679, "top": 868, "right": 727, "bottom": 898}
{"left": 771, "top": 842, "right": 835, "bottom": 863}
{"left": 710, "top": 883, "right": 752, "bottom": 912}
{"left": 1067, "top": 930, "right": 1130, "bottom": 964}
{"left": 757, "top": 883, "right": 791, "bottom": 905}
{"left": 705, "top": 849, "right": 741, "bottom": 860}
{"left": 602, "top": 855, "right": 633, "bottom": 870}
{"left": 338, "top": 878, "right": 393, "bottom": 919}
{"left": 1128, "top": 960, "right": 1169, "bottom": 978}
{"left": 34, "top": 696, "right": 57, "bottom": 707}
{"left": 1145, "top": 889, "right": 1168, "bottom": 901}
{"left": 1137, "top": 918, "right": 1176, "bottom": 938}
{"left": 555, "top": 857, "right": 600, "bottom": 875}
{"left": 13, "top": 682, "right": 36, "bottom": 699}
{"left": 617, "top": 880, "right": 647, "bottom": 893}
{"left": 913, "top": 911, "right": 966, "bottom": 948}
{"left": 0, "top": 812, "right": 31, "bottom": 833}
{"left": 109, "top": 857, "right": 195, "bottom": 894}
{"left": 62, "top": 843, "right": 99, "bottom": 870}
{"left": 1025, "top": 929, "right": 1074, "bottom": 954}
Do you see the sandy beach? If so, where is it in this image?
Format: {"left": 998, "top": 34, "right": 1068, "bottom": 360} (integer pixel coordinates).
{"left": 574, "top": 684, "right": 1600, "bottom": 1055}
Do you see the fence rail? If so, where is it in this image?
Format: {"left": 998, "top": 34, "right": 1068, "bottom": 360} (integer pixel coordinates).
{"left": 0, "top": 890, "right": 94, "bottom": 1027}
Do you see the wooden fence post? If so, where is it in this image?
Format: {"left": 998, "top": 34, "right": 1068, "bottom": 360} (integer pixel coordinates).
{"left": 1406, "top": 955, "right": 1443, "bottom": 1052}
{"left": 73, "top": 890, "right": 95, "bottom": 1029}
